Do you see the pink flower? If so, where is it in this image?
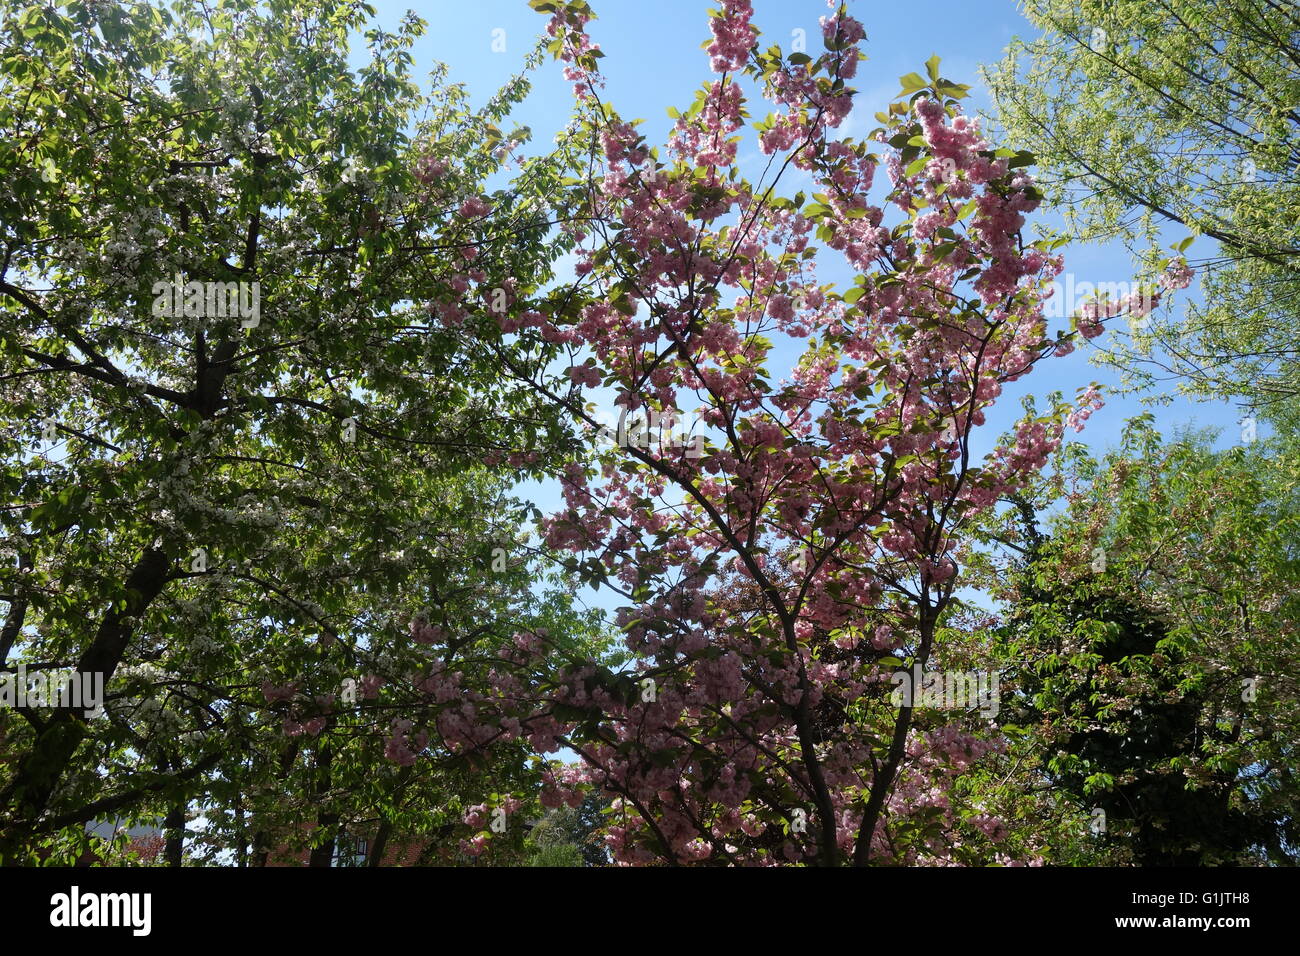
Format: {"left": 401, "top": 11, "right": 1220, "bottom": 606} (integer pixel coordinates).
{"left": 413, "top": 155, "right": 448, "bottom": 184}
{"left": 706, "top": 0, "right": 755, "bottom": 73}
{"left": 261, "top": 681, "right": 298, "bottom": 704}
{"left": 458, "top": 196, "right": 491, "bottom": 218}
{"left": 1066, "top": 384, "right": 1104, "bottom": 432}
{"left": 1077, "top": 316, "right": 1105, "bottom": 340}
{"left": 568, "top": 365, "right": 602, "bottom": 388}
{"left": 1160, "top": 259, "right": 1194, "bottom": 290}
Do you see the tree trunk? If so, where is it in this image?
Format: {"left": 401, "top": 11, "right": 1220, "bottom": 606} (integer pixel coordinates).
{"left": 854, "top": 610, "right": 937, "bottom": 866}
{"left": 164, "top": 802, "right": 185, "bottom": 867}
{"left": 0, "top": 547, "right": 170, "bottom": 854}
{"left": 307, "top": 745, "right": 335, "bottom": 867}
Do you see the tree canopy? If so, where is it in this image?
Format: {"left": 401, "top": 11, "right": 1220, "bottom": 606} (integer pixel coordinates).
{"left": 988, "top": 0, "right": 1300, "bottom": 413}
{"left": 0, "top": 0, "right": 1296, "bottom": 870}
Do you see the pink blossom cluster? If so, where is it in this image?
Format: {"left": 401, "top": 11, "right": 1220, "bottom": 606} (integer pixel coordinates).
{"left": 383, "top": 718, "right": 428, "bottom": 767}
{"left": 458, "top": 195, "right": 492, "bottom": 219}
{"left": 1066, "top": 384, "right": 1105, "bottom": 433}
{"left": 260, "top": 681, "right": 298, "bottom": 704}
{"left": 1161, "top": 259, "right": 1194, "bottom": 290}
{"left": 706, "top": 0, "right": 755, "bottom": 74}
{"left": 413, "top": 154, "right": 448, "bottom": 185}
{"left": 1075, "top": 260, "right": 1193, "bottom": 339}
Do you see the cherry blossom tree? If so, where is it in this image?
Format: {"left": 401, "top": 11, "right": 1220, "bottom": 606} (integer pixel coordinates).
{"left": 398, "top": 0, "right": 1189, "bottom": 866}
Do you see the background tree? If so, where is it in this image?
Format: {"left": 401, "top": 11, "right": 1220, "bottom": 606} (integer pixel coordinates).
{"left": 525, "top": 793, "right": 609, "bottom": 866}
{"left": 964, "top": 418, "right": 1300, "bottom": 864}
{"left": 986, "top": 0, "right": 1300, "bottom": 414}
{"left": 0, "top": 0, "right": 593, "bottom": 863}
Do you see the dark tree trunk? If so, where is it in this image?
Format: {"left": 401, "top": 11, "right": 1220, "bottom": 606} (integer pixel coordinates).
{"left": 0, "top": 547, "right": 171, "bottom": 855}
{"left": 307, "top": 746, "right": 335, "bottom": 867}
{"left": 164, "top": 802, "right": 185, "bottom": 867}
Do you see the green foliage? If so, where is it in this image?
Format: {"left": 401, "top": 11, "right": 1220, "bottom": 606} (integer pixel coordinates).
{"left": 0, "top": 0, "right": 596, "bottom": 863}
{"left": 967, "top": 420, "right": 1300, "bottom": 864}
{"left": 987, "top": 0, "right": 1300, "bottom": 412}
{"left": 526, "top": 842, "right": 583, "bottom": 867}
{"left": 525, "top": 794, "right": 609, "bottom": 866}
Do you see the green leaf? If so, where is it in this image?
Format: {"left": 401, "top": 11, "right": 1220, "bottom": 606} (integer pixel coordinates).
{"left": 898, "top": 72, "right": 929, "bottom": 94}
